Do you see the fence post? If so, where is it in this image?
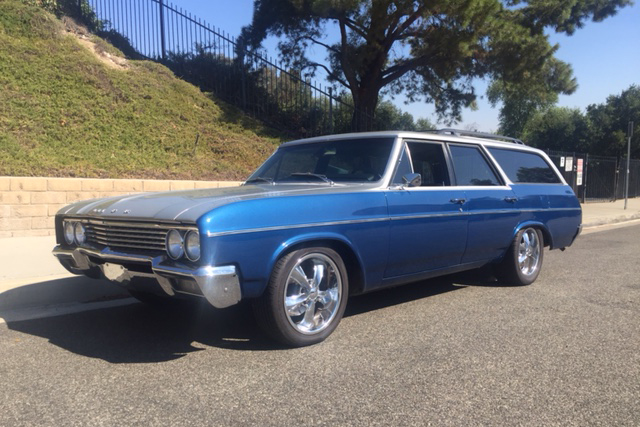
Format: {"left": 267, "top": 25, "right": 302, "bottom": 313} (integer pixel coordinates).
{"left": 582, "top": 154, "right": 588, "bottom": 203}
{"left": 240, "top": 57, "right": 247, "bottom": 111}
{"left": 624, "top": 121, "right": 633, "bottom": 209}
{"left": 159, "top": 0, "right": 166, "bottom": 60}
{"left": 328, "top": 87, "right": 333, "bottom": 134}
{"left": 613, "top": 157, "right": 620, "bottom": 202}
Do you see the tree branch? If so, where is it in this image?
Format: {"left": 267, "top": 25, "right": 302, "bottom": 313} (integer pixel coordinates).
{"left": 389, "top": 10, "right": 423, "bottom": 43}
{"left": 338, "top": 18, "right": 359, "bottom": 91}
{"left": 294, "top": 36, "right": 340, "bottom": 54}
{"left": 305, "top": 62, "right": 349, "bottom": 88}
{"left": 380, "top": 55, "right": 431, "bottom": 86}
{"left": 323, "top": 12, "right": 368, "bottom": 39}
{"left": 341, "top": 17, "right": 368, "bottom": 39}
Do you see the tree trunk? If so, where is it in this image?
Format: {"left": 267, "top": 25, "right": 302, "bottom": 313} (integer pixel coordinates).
{"left": 351, "top": 88, "right": 379, "bottom": 132}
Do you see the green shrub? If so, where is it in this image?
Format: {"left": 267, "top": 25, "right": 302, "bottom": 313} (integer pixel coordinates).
{"left": 1, "top": 0, "right": 62, "bottom": 38}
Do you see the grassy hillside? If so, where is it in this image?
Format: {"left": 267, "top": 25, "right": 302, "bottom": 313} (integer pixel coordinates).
{"left": 0, "top": 1, "right": 282, "bottom": 180}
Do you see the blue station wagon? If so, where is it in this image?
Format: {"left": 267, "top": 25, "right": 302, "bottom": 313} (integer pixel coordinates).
{"left": 53, "top": 130, "right": 582, "bottom": 346}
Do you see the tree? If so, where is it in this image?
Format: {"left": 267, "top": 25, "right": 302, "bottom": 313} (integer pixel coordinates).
{"left": 586, "top": 85, "right": 640, "bottom": 158}
{"left": 521, "top": 107, "right": 591, "bottom": 152}
{"left": 240, "top": 0, "right": 630, "bottom": 131}
{"left": 488, "top": 58, "right": 577, "bottom": 137}
{"left": 415, "top": 117, "right": 435, "bottom": 131}
{"left": 517, "top": 85, "right": 640, "bottom": 157}
{"left": 330, "top": 92, "right": 436, "bottom": 131}
{"left": 374, "top": 101, "right": 411, "bottom": 130}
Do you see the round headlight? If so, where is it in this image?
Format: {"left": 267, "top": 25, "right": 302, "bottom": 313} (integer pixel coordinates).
{"left": 74, "top": 222, "right": 86, "bottom": 245}
{"left": 184, "top": 230, "right": 200, "bottom": 261}
{"left": 166, "top": 229, "right": 184, "bottom": 259}
{"left": 64, "top": 222, "right": 75, "bottom": 245}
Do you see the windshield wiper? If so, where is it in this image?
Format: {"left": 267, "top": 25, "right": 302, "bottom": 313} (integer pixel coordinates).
{"left": 245, "top": 176, "right": 274, "bottom": 184}
{"left": 289, "top": 173, "right": 334, "bottom": 185}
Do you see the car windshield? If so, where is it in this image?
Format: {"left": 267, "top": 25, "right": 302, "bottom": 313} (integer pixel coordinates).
{"left": 247, "top": 137, "right": 395, "bottom": 184}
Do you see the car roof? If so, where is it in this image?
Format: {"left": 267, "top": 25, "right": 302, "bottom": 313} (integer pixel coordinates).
{"left": 281, "top": 130, "right": 545, "bottom": 154}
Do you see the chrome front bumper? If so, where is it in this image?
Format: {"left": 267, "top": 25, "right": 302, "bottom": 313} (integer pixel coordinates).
{"left": 52, "top": 245, "right": 242, "bottom": 308}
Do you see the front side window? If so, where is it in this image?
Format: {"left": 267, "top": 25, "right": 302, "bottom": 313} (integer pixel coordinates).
{"left": 488, "top": 148, "right": 562, "bottom": 184}
{"left": 247, "top": 138, "right": 394, "bottom": 183}
{"left": 391, "top": 145, "right": 413, "bottom": 184}
{"left": 391, "top": 141, "right": 451, "bottom": 186}
{"left": 407, "top": 142, "right": 450, "bottom": 186}
{"left": 449, "top": 145, "right": 501, "bottom": 186}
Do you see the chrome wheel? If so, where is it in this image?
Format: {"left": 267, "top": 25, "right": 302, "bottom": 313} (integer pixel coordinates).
{"left": 518, "top": 228, "right": 541, "bottom": 276}
{"left": 495, "top": 227, "right": 544, "bottom": 286}
{"left": 283, "top": 253, "right": 342, "bottom": 335}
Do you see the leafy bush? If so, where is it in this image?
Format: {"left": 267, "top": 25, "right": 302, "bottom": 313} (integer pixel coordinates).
{"left": 22, "top": 0, "right": 102, "bottom": 32}
{"left": 21, "top": 0, "right": 57, "bottom": 13}
{"left": 1, "top": 0, "right": 62, "bottom": 38}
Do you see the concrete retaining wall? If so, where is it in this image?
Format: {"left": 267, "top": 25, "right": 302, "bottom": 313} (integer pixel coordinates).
{"left": 0, "top": 177, "right": 242, "bottom": 238}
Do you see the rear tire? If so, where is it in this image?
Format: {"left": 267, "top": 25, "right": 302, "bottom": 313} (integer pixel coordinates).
{"left": 253, "top": 247, "right": 349, "bottom": 347}
{"left": 495, "top": 227, "right": 544, "bottom": 286}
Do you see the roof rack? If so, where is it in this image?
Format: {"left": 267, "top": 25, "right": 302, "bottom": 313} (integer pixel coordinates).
{"left": 435, "top": 128, "right": 525, "bottom": 145}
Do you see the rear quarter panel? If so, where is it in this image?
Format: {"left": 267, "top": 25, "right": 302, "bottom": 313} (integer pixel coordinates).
{"left": 544, "top": 184, "right": 582, "bottom": 248}
{"left": 511, "top": 183, "right": 581, "bottom": 249}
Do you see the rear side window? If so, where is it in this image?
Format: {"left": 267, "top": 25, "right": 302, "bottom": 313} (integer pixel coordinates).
{"left": 449, "top": 145, "right": 501, "bottom": 186}
{"left": 488, "top": 148, "right": 561, "bottom": 184}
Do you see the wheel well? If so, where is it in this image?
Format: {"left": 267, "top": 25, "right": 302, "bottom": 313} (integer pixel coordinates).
{"left": 536, "top": 226, "right": 552, "bottom": 248}
{"left": 278, "top": 239, "right": 365, "bottom": 296}
{"left": 518, "top": 224, "right": 552, "bottom": 248}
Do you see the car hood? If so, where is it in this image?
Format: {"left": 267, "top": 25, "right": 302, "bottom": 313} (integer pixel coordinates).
{"left": 58, "top": 184, "right": 369, "bottom": 223}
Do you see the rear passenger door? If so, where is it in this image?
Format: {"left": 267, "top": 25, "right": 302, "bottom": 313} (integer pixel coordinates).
{"left": 385, "top": 140, "right": 468, "bottom": 278}
{"left": 447, "top": 144, "right": 522, "bottom": 264}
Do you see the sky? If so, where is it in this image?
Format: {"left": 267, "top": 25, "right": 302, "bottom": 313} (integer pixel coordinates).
{"left": 170, "top": 0, "right": 639, "bottom": 132}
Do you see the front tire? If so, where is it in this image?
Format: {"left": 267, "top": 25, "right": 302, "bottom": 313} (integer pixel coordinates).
{"left": 495, "top": 227, "right": 544, "bottom": 286}
{"left": 253, "top": 247, "right": 349, "bottom": 347}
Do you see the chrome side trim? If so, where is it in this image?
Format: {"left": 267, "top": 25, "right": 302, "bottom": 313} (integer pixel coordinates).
{"left": 52, "top": 246, "right": 241, "bottom": 309}
{"left": 206, "top": 217, "right": 389, "bottom": 237}
{"left": 521, "top": 207, "right": 581, "bottom": 213}
{"left": 206, "top": 207, "right": 582, "bottom": 237}
{"left": 389, "top": 212, "right": 466, "bottom": 221}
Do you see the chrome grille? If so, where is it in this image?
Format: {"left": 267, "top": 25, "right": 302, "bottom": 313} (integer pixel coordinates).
{"left": 83, "top": 220, "right": 174, "bottom": 252}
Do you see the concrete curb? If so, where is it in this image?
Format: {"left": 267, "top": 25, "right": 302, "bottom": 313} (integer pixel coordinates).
{"left": 582, "top": 212, "right": 640, "bottom": 228}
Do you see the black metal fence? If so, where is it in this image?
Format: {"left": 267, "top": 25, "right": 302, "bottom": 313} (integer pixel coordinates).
{"left": 615, "top": 158, "right": 640, "bottom": 200}
{"left": 546, "top": 151, "right": 640, "bottom": 203}
{"left": 86, "top": 0, "right": 373, "bottom": 137}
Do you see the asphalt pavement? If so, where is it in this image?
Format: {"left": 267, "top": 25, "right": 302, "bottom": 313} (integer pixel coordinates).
{"left": 0, "top": 220, "right": 638, "bottom": 426}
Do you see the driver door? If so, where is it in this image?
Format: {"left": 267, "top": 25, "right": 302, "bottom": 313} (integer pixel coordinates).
{"left": 384, "top": 140, "right": 468, "bottom": 278}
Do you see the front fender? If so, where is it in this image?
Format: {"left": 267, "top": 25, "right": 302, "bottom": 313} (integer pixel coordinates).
{"left": 268, "top": 231, "right": 366, "bottom": 283}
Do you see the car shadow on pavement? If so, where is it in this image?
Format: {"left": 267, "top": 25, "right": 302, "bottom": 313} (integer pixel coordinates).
{"left": 2, "top": 270, "right": 503, "bottom": 360}
{"left": 0, "top": 276, "right": 128, "bottom": 315}
{"left": 344, "top": 266, "right": 512, "bottom": 318}
{"left": 4, "top": 299, "right": 283, "bottom": 360}
{"left": 345, "top": 276, "right": 463, "bottom": 317}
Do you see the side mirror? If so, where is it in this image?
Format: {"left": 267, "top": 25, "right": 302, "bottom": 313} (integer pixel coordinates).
{"left": 402, "top": 173, "right": 422, "bottom": 188}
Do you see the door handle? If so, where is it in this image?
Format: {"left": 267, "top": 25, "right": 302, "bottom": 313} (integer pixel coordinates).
{"left": 449, "top": 198, "right": 466, "bottom": 204}
{"left": 504, "top": 196, "right": 518, "bottom": 203}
